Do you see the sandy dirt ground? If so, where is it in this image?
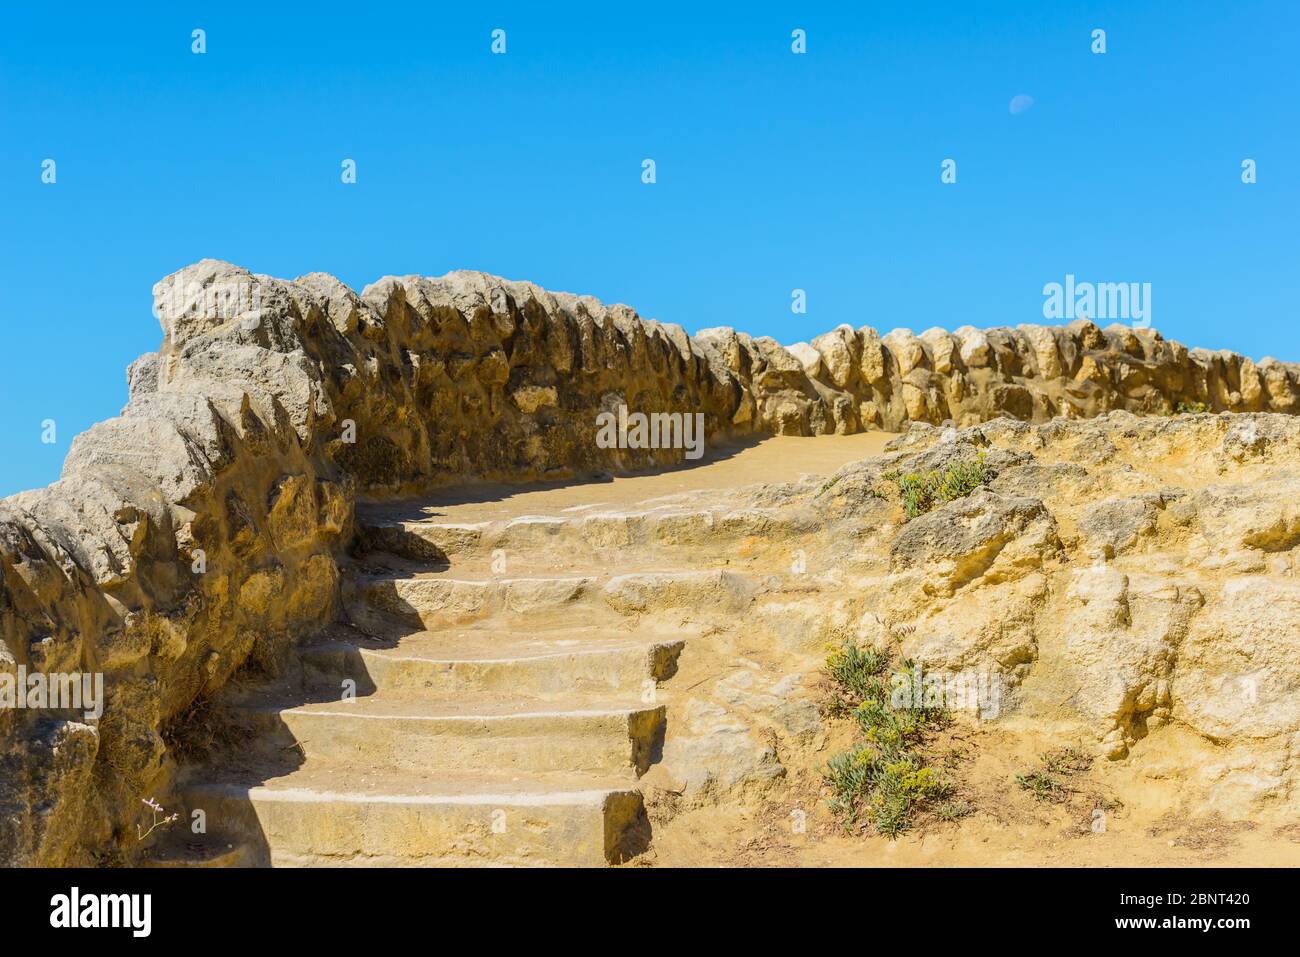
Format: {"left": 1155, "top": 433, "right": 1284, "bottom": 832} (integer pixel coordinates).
{"left": 639, "top": 714, "right": 1300, "bottom": 867}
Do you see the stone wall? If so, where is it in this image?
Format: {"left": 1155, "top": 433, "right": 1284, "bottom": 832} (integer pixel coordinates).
{"left": 730, "top": 319, "right": 1300, "bottom": 433}
{"left": 2, "top": 259, "right": 1297, "bottom": 865}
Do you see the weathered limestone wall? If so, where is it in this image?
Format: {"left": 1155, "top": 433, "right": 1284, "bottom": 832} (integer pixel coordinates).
{"left": 1, "top": 259, "right": 1297, "bottom": 865}
{"left": 730, "top": 320, "right": 1300, "bottom": 433}
{"left": 0, "top": 361, "right": 351, "bottom": 864}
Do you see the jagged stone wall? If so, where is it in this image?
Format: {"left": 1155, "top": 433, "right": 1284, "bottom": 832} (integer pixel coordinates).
{"left": 139, "top": 260, "right": 1300, "bottom": 489}
{"left": 0, "top": 380, "right": 350, "bottom": 865}
{"left": 1, "top": 259, "right": 1297, "bottom": 865}
{"left": 719, "top": 319, "right": 1300, "bottom": 434}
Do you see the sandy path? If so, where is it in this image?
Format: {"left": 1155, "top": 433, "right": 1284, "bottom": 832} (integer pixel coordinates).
{"left": 362, "top": 433, "right": 897, "bottom": 524}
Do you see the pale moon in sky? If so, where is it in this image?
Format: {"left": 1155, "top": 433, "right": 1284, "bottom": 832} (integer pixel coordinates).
{"left": 1009, "top": 94, "right": 1035, "bottom": 115}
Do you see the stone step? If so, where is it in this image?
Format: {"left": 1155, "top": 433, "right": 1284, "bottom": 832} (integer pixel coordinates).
{"left": 299, "top": 626, "right": 684, "bottom": 697}
{"left": 602, "top": 569, "right": 759, "bottom": 615}
{"left": 348, "top": 568, "right": 758, "bottom": 630}
{"left": 238, "top": 691, "right": 666, "bottom": 778}
{"left": 179, "top": 767, "right": 648, "bottom": 866}
{"left": 348, "top": 571, "right": 593, "bottom": 629}
{"left": 358, "top": 504, "right": 817, "bottom": 565}
{"left": 141, "top": 835, "right": 255, "bottom": 868}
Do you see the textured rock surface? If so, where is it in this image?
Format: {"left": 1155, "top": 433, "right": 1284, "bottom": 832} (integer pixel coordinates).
{"left": 2, "top": 259, "right": 1298, "bottom": 865}
{"left": 816, "top": 411, "right": 1300, "bottom": 805}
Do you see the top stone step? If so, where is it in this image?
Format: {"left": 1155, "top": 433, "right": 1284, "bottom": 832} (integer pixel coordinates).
{"left": 355, "top": 432, "right": 895, "bottom": 562}
{"left": 358, "top": 505, "right": 821, "bottom": 563}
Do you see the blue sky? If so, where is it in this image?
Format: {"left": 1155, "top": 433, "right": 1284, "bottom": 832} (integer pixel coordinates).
{"left": 2, "top": 1, "right": 1295, "bottom": 496}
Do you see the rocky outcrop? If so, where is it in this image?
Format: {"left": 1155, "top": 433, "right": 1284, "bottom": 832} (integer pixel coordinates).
{"left": 0, "top": 370, "right": 350, "bottom": 865}
{"left": 817, "top": 412, "right": 1300, "bottom": 816}
{"left": 2, "top": 259, "right": 1297, "bottom": 865}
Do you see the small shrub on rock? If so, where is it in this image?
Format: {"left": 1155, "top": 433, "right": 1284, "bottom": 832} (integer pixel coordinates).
{"left": 822, "top": 637, "right": 952, "bottom": 837}
{"left": 1015, "top": 747, "right": 1093, "bottom": 802}
{"left": 881, "top": 453, "right": 992, "bottom": 519}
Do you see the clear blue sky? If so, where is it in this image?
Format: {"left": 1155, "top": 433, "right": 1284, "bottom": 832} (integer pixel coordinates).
{"left": 2, "top": 1, "right": 1295, "bottom": 496}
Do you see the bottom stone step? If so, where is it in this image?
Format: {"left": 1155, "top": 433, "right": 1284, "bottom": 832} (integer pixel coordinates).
{"left": 178, "top": 768, "right": 649, "bottom": 867}
{"left": 141, "top": 836, "right": 257, "bottom": 868}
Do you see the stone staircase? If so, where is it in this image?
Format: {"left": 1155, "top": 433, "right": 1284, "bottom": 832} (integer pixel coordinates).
{"left": 156, "top": 434, "right": 890, "bottom": 867}
{"left": 161, "top": 503, "right": 771, "bottom": 866}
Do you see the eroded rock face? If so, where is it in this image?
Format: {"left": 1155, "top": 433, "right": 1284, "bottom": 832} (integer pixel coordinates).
{"left": 2, "top": 260, "right": 1297, "bottom": 864}
{"left": 641, "top": 411, "right": 1300, "bottom": 821}
{"left": 0, "top": 394, "right": 349, "bottom": 864}
{"left": 810, "top": 411, "right": 1300, "bottom": 813}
